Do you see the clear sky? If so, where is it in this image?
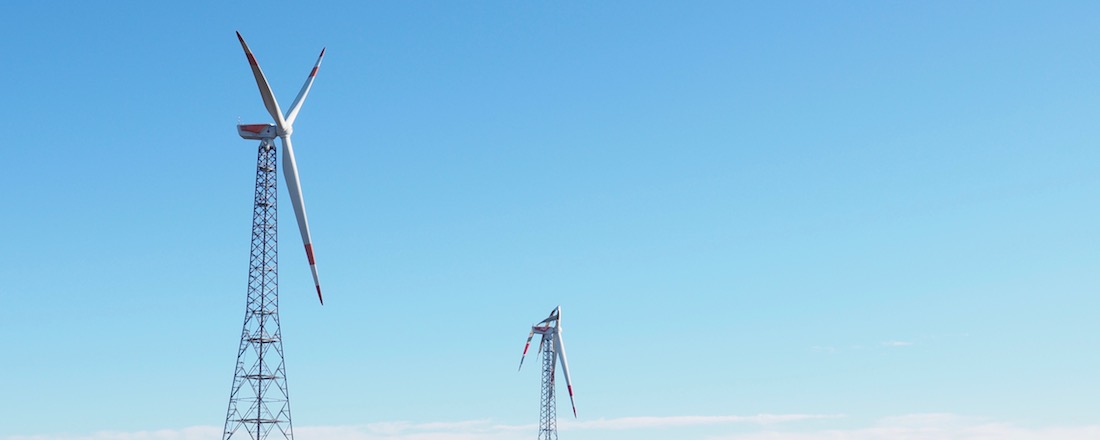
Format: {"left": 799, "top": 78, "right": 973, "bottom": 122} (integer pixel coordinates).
{"left": 1, "top": 1, "right": 1098, "bottom": 439}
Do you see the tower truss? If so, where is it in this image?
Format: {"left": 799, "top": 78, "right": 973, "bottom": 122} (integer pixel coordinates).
{"left": 539, "top": 335, "right": 558, "bottom": 440}
{"left": 223, "top": 140, "right": 295, "bottom": 440}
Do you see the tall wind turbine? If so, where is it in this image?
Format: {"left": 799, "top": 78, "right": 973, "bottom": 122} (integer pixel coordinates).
{"left": 518, "top": 306, "right": 578, "bottom": 440}
{"left": 222, "top": 32, "right": 326, "bottom": 440}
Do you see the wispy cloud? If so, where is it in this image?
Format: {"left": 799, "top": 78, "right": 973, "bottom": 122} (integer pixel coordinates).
{"left": 295, "top": 421, "right": 525, "bottom": 440}
{"left": 6, "top": 426, "right": 221, "bottom": 440}
{"left": 708, "top": 414, "right": 1100, "bottom": 440}
{"left": 562, "top": 414, "right": 842, "bottom": 430}
{"left": 302, "top": 414, "right": 838, "bottom": 439}
{"left": 811, "top": 345, "right": 838, "bottom": 354}
{"left": 3, "top": 414, "right": 832, "bottom": 440}
{"left": 9, "top": 414, "right": 1099, "bottom": 440}
{"left": 811, "top": 339, "right": 916, "bottom": 354}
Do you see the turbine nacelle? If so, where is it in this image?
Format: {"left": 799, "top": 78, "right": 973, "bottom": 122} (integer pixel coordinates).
{"left": 531, "top": 325, "right": 553, "bottom": 335}
{"left": 238, "top": 123, "right": 277, "bottom": 140}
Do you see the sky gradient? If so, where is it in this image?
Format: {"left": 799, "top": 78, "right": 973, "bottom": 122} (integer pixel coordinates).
{"left": 1, "top": 2, "right": 1098, "bottom": 439}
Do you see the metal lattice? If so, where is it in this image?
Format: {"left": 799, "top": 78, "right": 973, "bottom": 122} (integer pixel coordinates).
{"left": 539, "top": 334, "right": 558, "bottom": 440}
{"left": 223, "top": 140, "right": 295, "bottom": 440}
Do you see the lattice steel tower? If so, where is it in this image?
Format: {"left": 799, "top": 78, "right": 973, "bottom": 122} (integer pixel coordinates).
{"left": 538, "top": 337, "right": 559, "bottom": 440}
{"left": 223, "top": 140, "right": 295, "bottom": 440}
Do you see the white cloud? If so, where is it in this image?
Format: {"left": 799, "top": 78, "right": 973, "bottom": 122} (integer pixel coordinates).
{"left": 708, "top": 414, "right": 1100, "bottom": 440}
{"left": 9, "top": 414, "right": 1099, "bottom": 440}
{"left": 294, "top": 420, "right": 533, "bottom": 440}
{"left": 2, "top": 414, "right": 829, "bottom": 440}
{"left": 6, "top": 426, "right": 221, "bottom": 440}
{"left": 292, "top": 414, "right": 837, "bottom": 439}
{"left": 561, "top": 414, "right": 842, "bottom": 430}
{"left": 812, "top": 340, "right": 916, "bottom": 353}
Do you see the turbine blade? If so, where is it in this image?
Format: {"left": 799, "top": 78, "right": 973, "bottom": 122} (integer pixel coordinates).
{"left": 554, "top": 329, "right": 577, "bottom": 417}
{"left": 285, "top": 47, "right": 326, "bottom": 127}
{"left": 549, "top": 335, "right": 557, "bottom": 381}
{"left": 280, "top": 135, "right": 323, "bottom": 304}
{"left": 538, "top": 307, "right": 559, "bottom": 325}
{"left": 236, "top": 32, "right": 287, "bottom": 131}
{"left": 537, "top": 336, "right": 546, "bottom": 364}
{"left": 519, "top": 328, "right": 537, "bottom": 371}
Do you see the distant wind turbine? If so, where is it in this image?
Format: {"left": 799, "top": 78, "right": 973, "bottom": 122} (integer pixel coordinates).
{"left": 519, "top": 306, "right": 578, "bottom": 440}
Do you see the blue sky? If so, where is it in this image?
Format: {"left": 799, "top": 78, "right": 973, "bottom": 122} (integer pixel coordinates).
{"left": 1, "top": 1, "right": 1099, "bottom": 439}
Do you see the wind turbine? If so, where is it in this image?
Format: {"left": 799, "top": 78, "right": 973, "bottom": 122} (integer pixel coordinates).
{"left": 519, "top": 306, "right": 577, "bottom": 440}
{"left": 222, "top": 32, "right": 326, "bottom": 440}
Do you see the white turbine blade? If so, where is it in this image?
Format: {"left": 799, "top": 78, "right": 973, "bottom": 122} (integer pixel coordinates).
{"left": 549, "top": 335, "right": 557, "bottom": 381}
{"left": 538, "top": 307, "right": 559, "bottom": 325}
{"left": 554, "top": 329, "right": 577, "bottom": 417}
{"left": 280, "top": 135, "right": 323, "bottom": 304}
{"left": 285, "top": 48, "right": 326, "bottom": 127}
{"left": 518, "top": 328, "right": 537, "bottom": 371}
{"left": 236, "top": 32, "right": 287, "bottom": 131}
